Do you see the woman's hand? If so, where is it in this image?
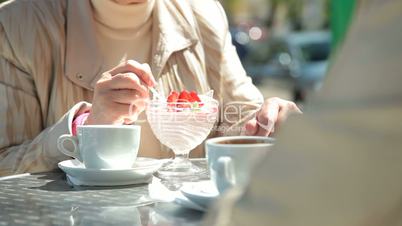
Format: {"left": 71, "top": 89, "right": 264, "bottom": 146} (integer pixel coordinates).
{"left": 244, "top": 97, "right": 302, "bottom": 136}
{"left": 86, "top": 60, "right": 156, "bottom": 125}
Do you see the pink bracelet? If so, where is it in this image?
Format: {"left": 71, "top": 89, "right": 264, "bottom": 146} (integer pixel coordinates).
{"left": 72, "top": 112, "right": 90, "bottom": 136}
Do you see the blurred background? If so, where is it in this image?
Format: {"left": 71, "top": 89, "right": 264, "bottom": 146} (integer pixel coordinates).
{"left": 221, "top": 0, "right": 356, "bottom": 103}
{"left": 0, "top": 0, "right": 356, "bottom": 103}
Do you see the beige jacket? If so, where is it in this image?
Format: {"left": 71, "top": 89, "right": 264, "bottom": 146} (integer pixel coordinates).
{"left": 0, "top": 0, "right": 263, "bottom": 176}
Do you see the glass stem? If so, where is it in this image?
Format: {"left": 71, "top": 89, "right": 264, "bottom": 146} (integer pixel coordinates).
{"left": 173, "top": 153, "right": 191, "bottom": 168}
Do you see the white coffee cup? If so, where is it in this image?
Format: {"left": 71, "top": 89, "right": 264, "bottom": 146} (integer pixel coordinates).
{"left": 206, "top": 136, "right": 274, "bottom": 194}
{"left": 57, "top": 125, "right": 141, "bottom": 169}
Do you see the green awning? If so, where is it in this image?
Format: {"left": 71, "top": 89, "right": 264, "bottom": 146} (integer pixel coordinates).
{"left": 331, "top": 0, "right": 357, "bottom": 49}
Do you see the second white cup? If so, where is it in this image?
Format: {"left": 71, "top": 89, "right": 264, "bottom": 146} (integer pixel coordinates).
{"left": 206, "top": 136, "right": 274, "bottom": 194}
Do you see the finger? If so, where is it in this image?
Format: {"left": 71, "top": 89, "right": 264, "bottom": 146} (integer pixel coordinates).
{"left": 276, "top": 101, "right": 302, "bottom": 127}
{"left": 125, "top": 104, "right": 142, "bottom": 124}
{"left": 255, "top": 117, "right": 272, "bottom": 137}
{"left": 141, "top": 63, "right": 156, "bottom": 84}
{"left": 100, "top": 102, "right": 134, "bottom": 123}
{"left": 255, "top": 101, "right": 278, "bottom": 136}
{"left": 276, "top": 104, "right": 292, "bottom": 127}
{"left": 244, "top": 119, "right": 258, "bottom": 136}
{"left": 111, "top": 101, "right": 146, "bottom": 121}
{"left": 289, "top": 101, "right": 303, "bottom": 114}
{"left": 126, "top": 99, "right": 148, "bottom": 124}
{"left": 109, "top": 60, "right": 156, "bottom": 87}
{"left": 127, "top": 98, "right": 148, "bottom": 113}
{"left": 255, "top": 128, "right": 269, "bottom": 137}
{"left": 109, "top": 73, "right": 149, "bottom": 98}
{"left": 123, "top": 118, "right": 136, "bottom": 125}
{"left": 109, "top": 89, "right": 146, "bottom": 105}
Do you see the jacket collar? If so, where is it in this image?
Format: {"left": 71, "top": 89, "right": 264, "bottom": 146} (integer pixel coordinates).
{"left": 150, "top": 0, "right": 199, "bottom": 78}
{"left": 65, "top": 0, "right": 198, "bottom": 90}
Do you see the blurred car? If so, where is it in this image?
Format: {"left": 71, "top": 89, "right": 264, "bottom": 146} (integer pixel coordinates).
{"left": 244, "top": 31, "right": 331, "bottom": 101}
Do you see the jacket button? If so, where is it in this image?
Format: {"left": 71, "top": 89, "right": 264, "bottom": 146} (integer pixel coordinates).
{"left": 76, "top": 73, "right": 84, "bottom": 80}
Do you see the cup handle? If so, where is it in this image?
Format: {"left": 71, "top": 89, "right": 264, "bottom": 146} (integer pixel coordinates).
{"left": 216, "top": 156, "right": 236, "bottom": 193}
{"left": 57, "top": 134, "right": 81, "bottom": 161}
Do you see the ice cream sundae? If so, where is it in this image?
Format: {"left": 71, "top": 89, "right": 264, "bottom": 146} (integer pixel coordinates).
{"left": 146, "top": 90, "right": 218, "bottom": 180}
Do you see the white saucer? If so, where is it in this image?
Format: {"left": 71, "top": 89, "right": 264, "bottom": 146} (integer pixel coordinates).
{"left": 58, "top": 158, "right": 163, "bottom": 186}
{"left": 174, "top": 192, "right": 206, "bottom": 212}
{"left": 177, "top": 180, "right": 219, "bottom": 210}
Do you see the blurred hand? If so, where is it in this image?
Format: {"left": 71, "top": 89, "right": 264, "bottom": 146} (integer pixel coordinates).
{"left": 244, "top": 97, "right": 302, "bottom": 136}
{"left": 86, "top": 60, "right": 156, "bottom": 125}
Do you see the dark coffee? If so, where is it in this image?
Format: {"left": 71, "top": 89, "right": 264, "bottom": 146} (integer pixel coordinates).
{"left": 217, "top": 139, "right": 269, "bottom": 145}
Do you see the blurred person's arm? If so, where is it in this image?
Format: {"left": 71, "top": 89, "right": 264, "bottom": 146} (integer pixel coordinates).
{"left": 0, "top": 4, "right": 91, "bottom": 176}
{"left": 204, "top": 109, "right": 402, "bottom": 226}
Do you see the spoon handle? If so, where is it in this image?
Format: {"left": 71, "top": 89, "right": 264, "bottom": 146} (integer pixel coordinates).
{"left": 149, "top": 87, "right": 161, "bottom": 99}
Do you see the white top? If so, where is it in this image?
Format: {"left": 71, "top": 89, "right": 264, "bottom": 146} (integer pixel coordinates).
{"left": 91, "top": 0, "right": 155, "bottom": 69}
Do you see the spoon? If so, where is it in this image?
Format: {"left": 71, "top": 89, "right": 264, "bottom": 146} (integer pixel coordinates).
{"left": 149, "top": 87, "right": 162, "bottom": 100}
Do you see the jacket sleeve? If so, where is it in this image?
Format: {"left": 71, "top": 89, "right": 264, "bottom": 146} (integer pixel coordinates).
{"left": 0, "top": 57, "right": 91, "bottom": 176}
{"left": 191, "top": 0, "right": 264, "bottom": 136}
{"left": 0, "top": 8, "right": 91, "bottom": 176}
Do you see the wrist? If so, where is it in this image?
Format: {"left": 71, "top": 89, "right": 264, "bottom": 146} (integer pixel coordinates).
{"left": 72, "top": 112, "right": 90, "bottom": 135}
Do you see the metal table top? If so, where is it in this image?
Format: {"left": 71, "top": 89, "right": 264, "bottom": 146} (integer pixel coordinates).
{"left": 0, "top": 160, "right": 208, "bottom": 226}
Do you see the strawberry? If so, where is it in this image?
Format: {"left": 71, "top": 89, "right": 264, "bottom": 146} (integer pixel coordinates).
{"left": 166, "top": 90, "right": 204, "bottom": 110}
{"left": 189, "top": 91, "right": 201, "bottom": 102}
{"left": 167, "top": 91, "right": 179, "bottom": 110}
{"left": 190, "top": 91, "right": 203, "bottom": 107}
{"left": 177, "top": 90, "right": 192, "bottom": 108}
{"left": 167, "top": 91, "right": 179, "bottom": 103}
{"left": 178, "top": 90, "right": 191, "bottom": 101}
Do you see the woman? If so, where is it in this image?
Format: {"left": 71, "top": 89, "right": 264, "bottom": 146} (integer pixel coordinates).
{"left": 0, "top": 0, "right": 300, "bottom": 175}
